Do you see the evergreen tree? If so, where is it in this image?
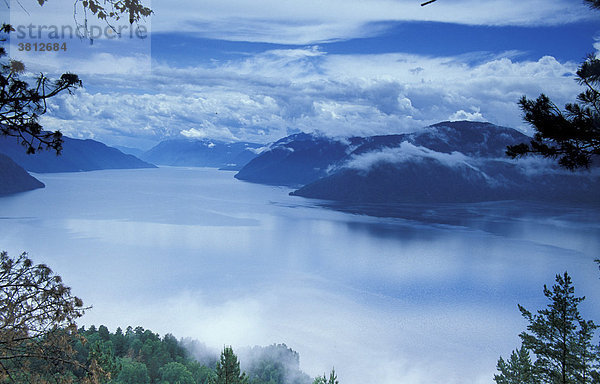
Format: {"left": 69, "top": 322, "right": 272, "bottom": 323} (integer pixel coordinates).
{"left": 163, "top": 333, "right": 187, "bottom": 361}
{"left": 112, "top": 327, "right": 128, "bottom": 357}
{"left": 506, "top": 0, "right": 600, "bottom": 169}
{"left": 0, "top": 251, "right": 101, "bottom": 383}
{"left": 115, "top": 359, "right": 150, "bottom": 384}
{"left": 98, "top": 325, "right": 111, "bottom": 342}
{"left": 312, "top": 368, "right": 339, "bottom": 384}
{"left": 186, "top": 361, "right": 217, "bottom": 384}
{"left": 572, "top": 320, "right": 599, "bottom": 384}
{"left": 159, "top": 361, "right": 195, "bottom": 384}
{"left": 88, "top": 340, "right": 120, "bottom": 381}
{"left": 585, "top": 0, "right": 600, "bottom": 9}
{"left": 517, "top": 272, "right": 599, "bottom": 384}
{"left": 214, "top": 346, "right": 248, "bottom": 384}
{"left": 494, "top": 347, "right": 540, "bottom": 384}
{"left": 0, "top": 0, "right": 151, "bottom": 155}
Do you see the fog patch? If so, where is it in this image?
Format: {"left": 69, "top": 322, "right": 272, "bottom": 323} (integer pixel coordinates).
{"left": 180, "top": 338, "right": 219, "bottom": 368}
{"left": 181, "top": 125, "right": 239, "bottom": 142}
{"left": 247, "top": 146, "right": 270, "bottom": 155}
{"left": 343, "top": 142, "right": 472, "bottom": 172}
{"left": 494, "top": 155, "right": 600, "bottom": 177}
{"left": 238, "top": 344, "right": 312, "bottom": 384}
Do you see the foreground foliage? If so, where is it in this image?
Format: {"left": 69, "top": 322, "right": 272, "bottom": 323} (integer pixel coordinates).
{"left": 506, "top": 0, "right": 600, "bottom": 169}
{"left": 0, "top": 251, "right": 108, "bottom": 383}
{"left": 494, "top": 272, "right": 600, "bottom": 384}
{"left": 0, "top": 251, "right": 328, "bottom": 383}
{"left": 0, "top": 251, "right": 84, "bottom": 381}
{"left": 214, "top": 346, "right": 248, "bottom": 384}
{"left": 75, "top": 328, "right": 322, "bottom": 384}
{"left": 5, "top": 320, "right": 324, "bottom": 384}
{"left": 312, "top": 369, "right": 339, "bottom": 384}
{"left": 0, "top": 0, "right": 151, "bottom": 155}
{"left": 0, "top": 34, "right": 81, "bottom": 154}
{"left": 506, "top": 57, "right": 600, "bottom": 169}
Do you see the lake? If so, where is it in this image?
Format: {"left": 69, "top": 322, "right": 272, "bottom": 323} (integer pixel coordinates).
{"left": 0, "top": 167, "right": 599, "bottom": 384}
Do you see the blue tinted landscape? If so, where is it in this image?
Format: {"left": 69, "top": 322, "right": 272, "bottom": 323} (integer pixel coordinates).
{"left": 1, "top": 0, "right": 600, "bottom": 383}
{"left": 1, "top": 163, "right": 599, "bottom": 383}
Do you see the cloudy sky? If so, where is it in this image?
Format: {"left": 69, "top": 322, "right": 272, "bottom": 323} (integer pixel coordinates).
{"left": 5, "top": 0, "right": 600, "bottom": 148}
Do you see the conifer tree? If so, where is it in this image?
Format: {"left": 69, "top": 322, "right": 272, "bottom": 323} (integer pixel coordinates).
{"left": 585, "top": 0, "right": 600, "bottom": 9}
{"left": 494, "top": 347, "right": 540, "bottom": 384}
{"left": 0, "top": 251, "right": 106, "bottom": 383}
{"left": 213, "top": 346, "right": 248, "bottom": 384}
{"left": 313, "top": 368, "right": 339, "bottom": 384}
{"left": 515, "top": 272, "right": 599, "bottom": 384}
{"left": 0, "top": 0, "right": 151, "bottom": 154}
{"left": 506, "top": 0, "right": 600, "bottom": 169}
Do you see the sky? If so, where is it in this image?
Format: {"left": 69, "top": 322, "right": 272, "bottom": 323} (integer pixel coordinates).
{"left": 4, "top": 0, "right": 600, "bottom": 149}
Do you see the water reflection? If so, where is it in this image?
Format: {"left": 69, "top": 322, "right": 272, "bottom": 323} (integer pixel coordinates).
{"left": 0, "top": 167, "right": 598, "bottom": 384}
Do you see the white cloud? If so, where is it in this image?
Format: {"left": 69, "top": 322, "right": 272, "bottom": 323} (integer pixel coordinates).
{"left": 343, "top": 142, "right": 471, "bottom": 172}
{"left": 7, "top": 0, "right": 587, "bottom": 148}
{"left": 449, "top": 108, "right": 486, "bottom": 122}
{"left": 180, "top": 125, "right": 239, "bottom": 142}
{"left": 149, "top": 0, "right": 593, "bottom": 44}
{"left": 7, "top": 0, "right": 593, "bottom": 45}
{"left": 33, "top": 48, "right": 581, "bottom": 148}
{"left": 83, "top": 283, "right": 522, "bottom": 384}
{"left": 247, "top": 146, "right": 269, "bottom": 154}
{"left": 9, "top": 47, "right": 152, "bottom": 76}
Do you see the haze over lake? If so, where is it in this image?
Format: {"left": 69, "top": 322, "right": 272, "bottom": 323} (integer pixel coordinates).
{"left": 0, "top": 167, "right": 599, "bottom": 384}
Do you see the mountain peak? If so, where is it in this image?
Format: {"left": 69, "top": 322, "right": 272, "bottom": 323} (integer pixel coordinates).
{"left": 235, "top": 120, "right": 600, "bottom": 205}
{"left": 140, "top": 139, "right": 264, "bottom": 170}
{"left": 431, "top": 120, "right": 496, "bottom": 128}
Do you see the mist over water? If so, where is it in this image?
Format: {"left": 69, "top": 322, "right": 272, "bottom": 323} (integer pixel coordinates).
{"left": 0, "top": 167, "right": 599, "bottom": 384}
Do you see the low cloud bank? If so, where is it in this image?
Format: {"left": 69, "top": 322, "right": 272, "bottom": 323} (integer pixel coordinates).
{"left": 342, "top": 142, "right": 472, "bottom": 172}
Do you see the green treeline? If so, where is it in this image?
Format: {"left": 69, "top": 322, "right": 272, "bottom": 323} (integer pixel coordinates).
{"left": 0, "top": 251, "right": 334, "bottom": 384}
{"left": 71, "top": 325, "right": 318, "bottom": 384}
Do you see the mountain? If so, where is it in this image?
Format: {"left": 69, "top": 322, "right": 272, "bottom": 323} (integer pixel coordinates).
{"left": 292, "top": 159, "right": 492, "bottom": 203}
{"left": 113, "top": 145, "right": 147, "bottom": 158}
{"left": 0, "top": 135, "right": 156, "bottom": 173}
{"left": 0, "top": 153, "right": 44, "bottom": 195}
{"left": 140, "top": 139, "right": 264, "bottom": 170}
{"left": 291, "top": 157, "right": 600, "bottom": 203}
{"left": 291, "top": 121, "right": 600, "bottom": 203}
{"left": 236, "top": 121, "right": 530, "bottom": 187}
{"left": 345, "top": 121, "right": 530, "bottom": 160}
{"left": 407, "top": 121, "right": 530, "bottom": 157}
{"left": 234, "top": 121, "right": 599, "bottom": 204}
{"left": 235, "top": 133, "right": 364, "bottom": 186}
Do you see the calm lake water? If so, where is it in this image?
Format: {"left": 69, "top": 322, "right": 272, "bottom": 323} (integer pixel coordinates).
{"left": 1, "top": 167, "right": 599, "bottom": 384}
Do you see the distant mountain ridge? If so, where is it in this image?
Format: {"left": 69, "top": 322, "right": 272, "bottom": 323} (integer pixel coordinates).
{"left": 0, "top": 135, "right": 156, "bottom": 173}
{"left": 408, "top": 121, "right": 529, "bottom": 157}
{"left": 140, "top": 139, "right": 264, "bottom": 170}
{"left": 291, "top": 157, "right": 600, "bottom": 203}
{"left": 235, "top": 133, "right": 361, "bottom": 186}
{"left": 236, "top": 121, "right": 531, "bottom": 187}
{"left": 235, "top": 121, "right": 600, "bottom": 204}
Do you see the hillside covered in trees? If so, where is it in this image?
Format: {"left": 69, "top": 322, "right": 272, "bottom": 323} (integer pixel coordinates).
{"left": 59, "top": 325, "right": 317, "bottom": 384}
